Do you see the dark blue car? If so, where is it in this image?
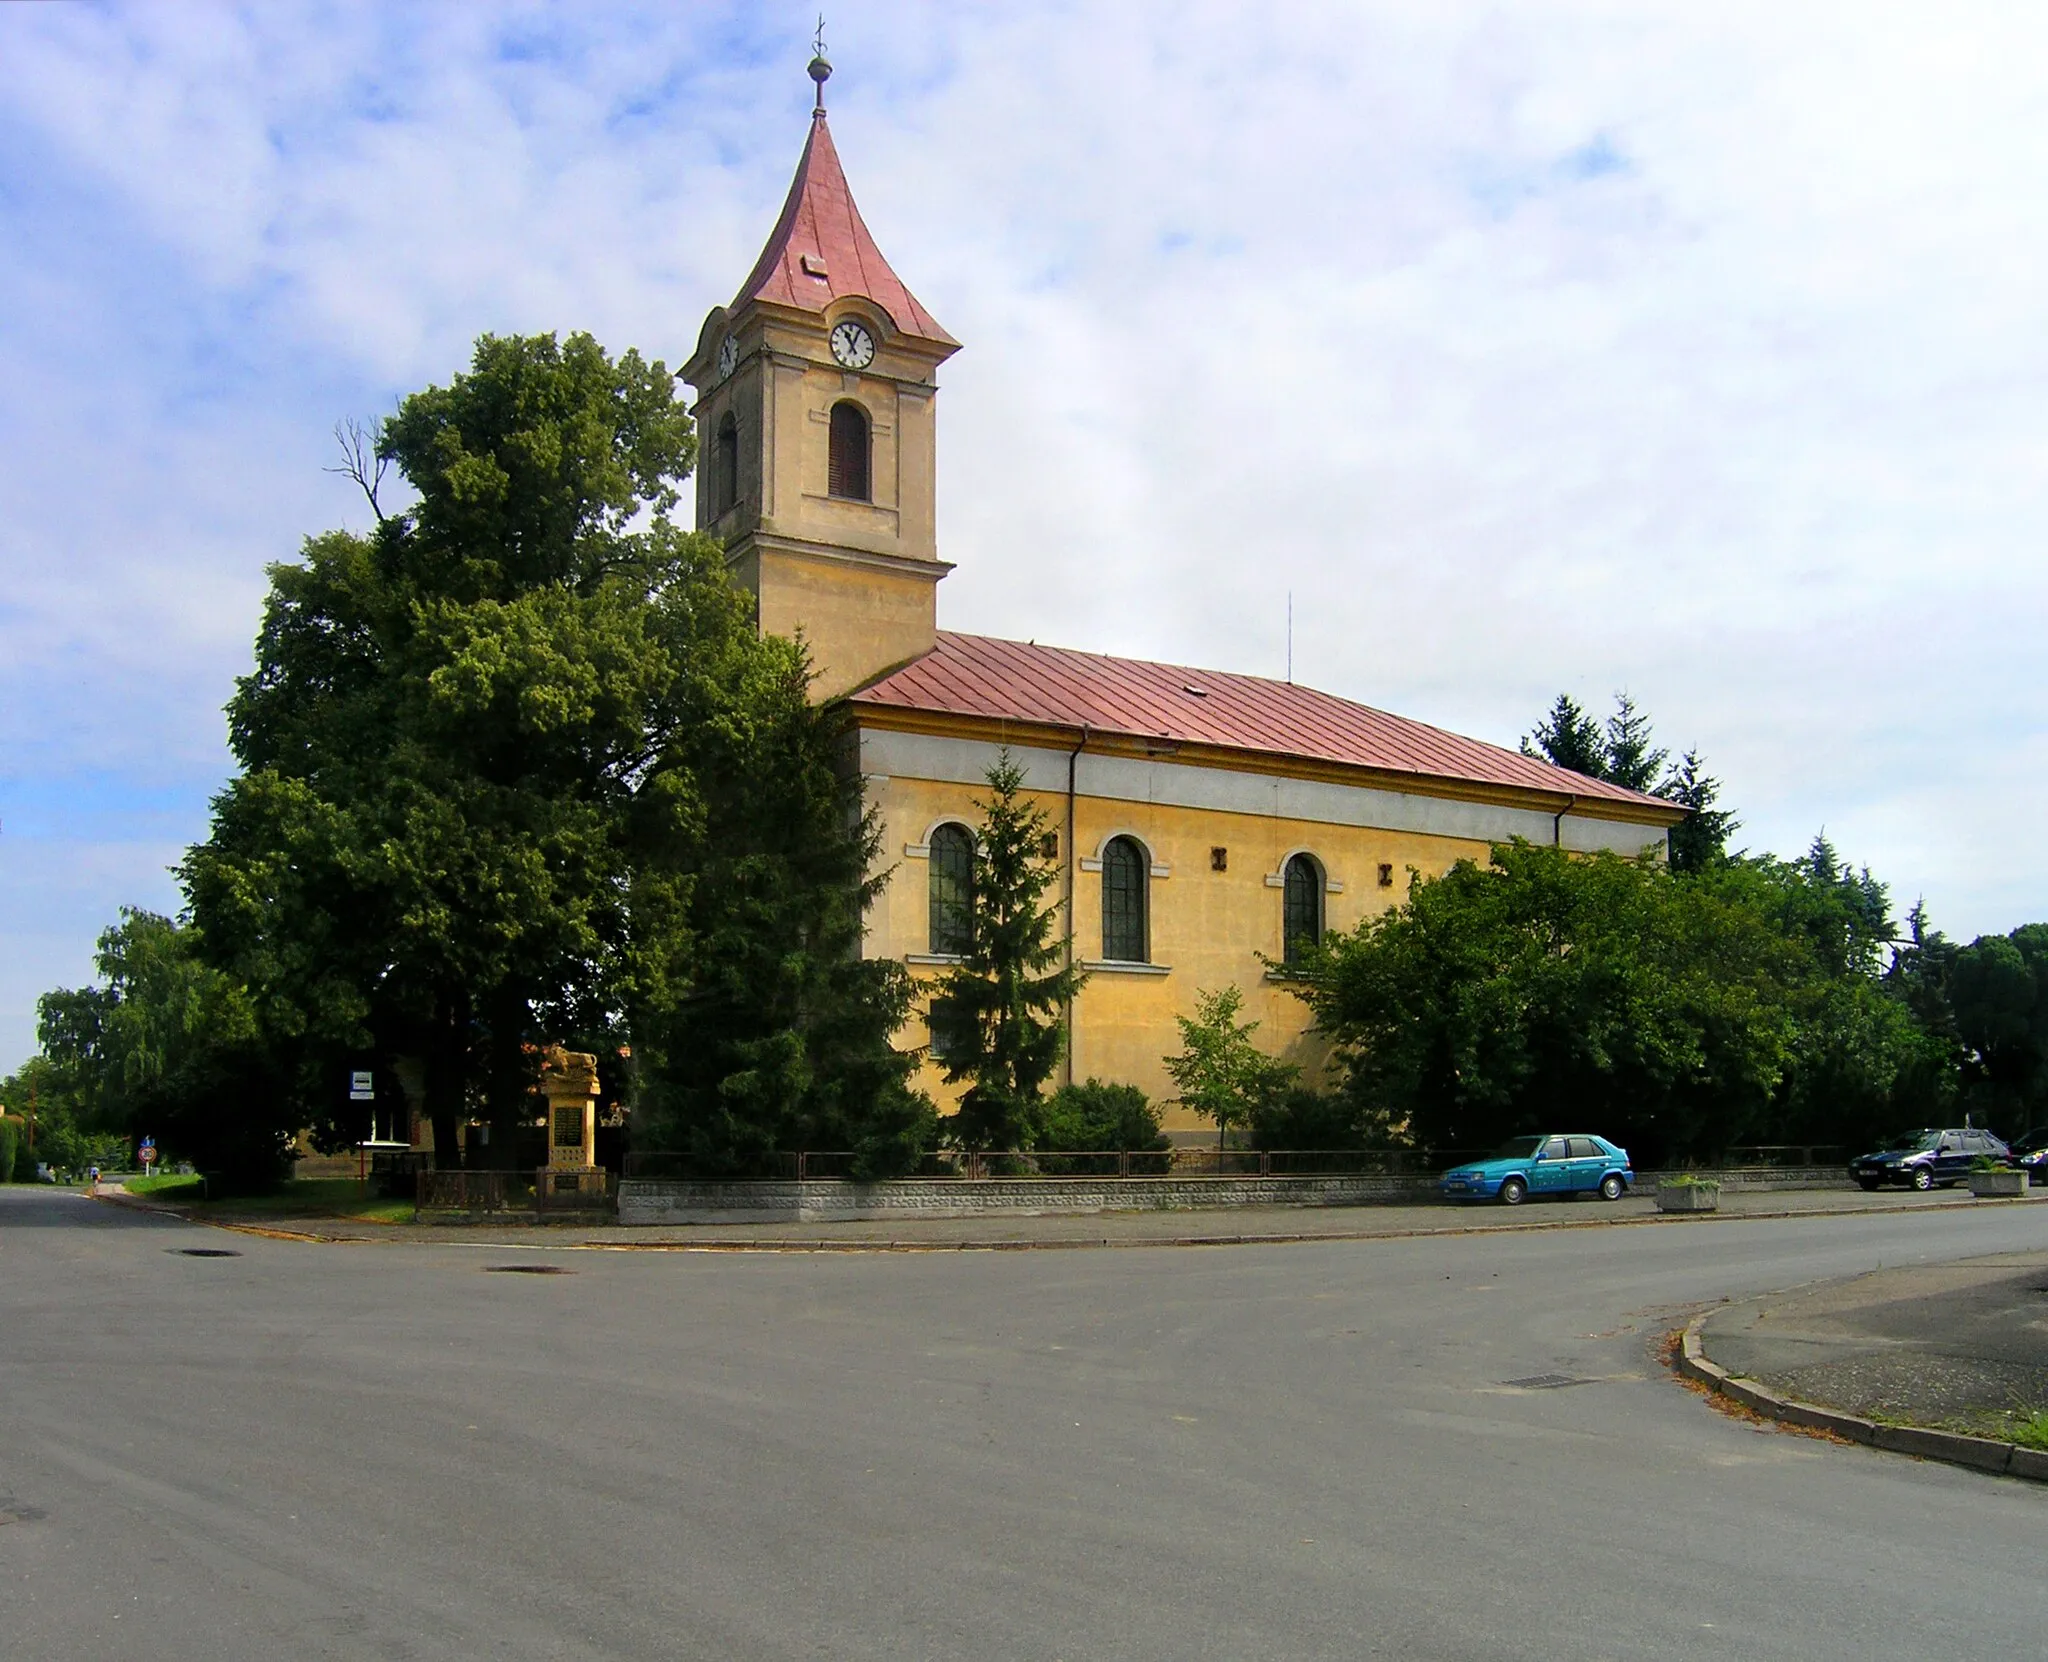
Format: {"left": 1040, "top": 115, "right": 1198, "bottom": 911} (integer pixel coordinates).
{"left": 1440, "top": 1134, "right": 1634, "bottom": 1206}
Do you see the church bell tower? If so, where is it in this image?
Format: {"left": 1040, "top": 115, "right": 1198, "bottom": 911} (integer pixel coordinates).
{"left": 684, "top": 51, "right": 959, "bottom": 701}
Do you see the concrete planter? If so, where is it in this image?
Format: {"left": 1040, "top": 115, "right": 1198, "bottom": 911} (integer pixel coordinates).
{"left": 1968, "top": 1169, "right": 2026, "bottom": 1198}
{"left": 1657, "top": 1183, "right": 1721, "bottom": 1213}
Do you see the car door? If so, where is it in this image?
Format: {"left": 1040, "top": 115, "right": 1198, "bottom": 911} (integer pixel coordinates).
{"left": 1530, "top": 1136, "right": 1572, "bottom": 1193}
{"left": 1566, "top": 1137, "right": 1606, "bottom": 1193}
{"left": 1934, "top": 1132, "right": 1967, "bottom": 1183}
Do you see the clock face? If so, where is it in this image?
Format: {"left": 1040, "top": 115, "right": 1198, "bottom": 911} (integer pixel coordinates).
{"left": 829, "top": 320, "right": 876, "bottom": 370}
{"left": 716, "top": 334, "right": 738, "bottom": 379}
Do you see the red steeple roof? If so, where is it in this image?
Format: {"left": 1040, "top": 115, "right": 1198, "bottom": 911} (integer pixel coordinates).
{"left": 732, "top": 108, "right": 956, "bottom": 348}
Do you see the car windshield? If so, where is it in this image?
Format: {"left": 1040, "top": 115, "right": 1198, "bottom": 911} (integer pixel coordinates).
{"left": 1881, "top": 1130, "right": 1942, "bottom": 1153}
{"left": 1489, "top": 1137, "right": 1544, "bottom": 1160}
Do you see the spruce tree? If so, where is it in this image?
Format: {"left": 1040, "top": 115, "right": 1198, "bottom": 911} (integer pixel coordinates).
{"left": 935, "top": 754, "right": 1087, "bottom": 1150}
{"left": 1520, "top": 694, "right": 1608, "bottom": 778}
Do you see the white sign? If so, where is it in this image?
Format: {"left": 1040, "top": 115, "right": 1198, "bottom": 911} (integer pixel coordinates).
{"left": 348, "top": 1070, "right": 375, "bottom": 1102}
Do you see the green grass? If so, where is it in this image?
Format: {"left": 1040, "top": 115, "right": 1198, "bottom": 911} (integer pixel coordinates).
{"left": 125, "top": 1174, "right": 415, "bottom": 1225}
{"left": 125, "top": 1174, "right": 206, "bottom": 1200}
{"left": 2008, "top": 1411, "right": 2048, "bottom": 1452}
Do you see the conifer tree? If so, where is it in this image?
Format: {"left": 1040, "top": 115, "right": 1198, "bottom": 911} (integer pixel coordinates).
{"left": 934, "top": 754, "right": 1087, "bottom": 1150}
{"left": 1520, "top": 694, "right": 1607, "bottom": 778}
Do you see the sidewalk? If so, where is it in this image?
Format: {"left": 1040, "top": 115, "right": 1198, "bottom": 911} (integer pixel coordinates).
{"left": 122, "top": 1179, "right": 2048, "bottom": 1251}
{"left": 1685, "top": 1249, "right": 2048, "bottom": 1481}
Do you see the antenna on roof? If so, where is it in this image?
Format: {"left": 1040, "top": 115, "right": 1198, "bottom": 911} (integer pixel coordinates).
{"left": 808, "top": 17, "right": 832, "bottom": 112}
{"left": 1286, "top": 590, "right": 1293, "bottom": 684}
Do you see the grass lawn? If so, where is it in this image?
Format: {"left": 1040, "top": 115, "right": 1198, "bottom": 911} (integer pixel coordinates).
{"left": 122, "top": 1174, "right": 415, "bottom": 1225}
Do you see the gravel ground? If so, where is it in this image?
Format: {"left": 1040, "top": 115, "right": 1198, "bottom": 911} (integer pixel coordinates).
{"left": 1699, "top": 1250, "right": 2048, "bottom": 1436}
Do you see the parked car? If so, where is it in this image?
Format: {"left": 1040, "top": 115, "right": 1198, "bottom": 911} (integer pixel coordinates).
{"left": 2008, "top": 1127, "right": 2048, "bottom": 1186}
{"left": 1440, "top": 1135, "right": 1634, "bottom": 1205}
{"left": 1847, "top": 1128, "right": 2009, "bottom": 1191}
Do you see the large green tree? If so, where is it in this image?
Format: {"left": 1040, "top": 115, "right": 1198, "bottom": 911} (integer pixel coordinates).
{"left": 35, "top": 911, "right": 295, "bottom": 1186}
{"left": 1523, "top": 691, "right": 1737, "bottom": 872}
{"left": 1294, "top": 839, "right": 1945, "bottom": 1164}
{"left": 184, "top": 332, "right": 752, "bottom": 1161}
{"left": 629, "top": 638, "right": 936, "bottom": 1178}
{"left": 933, "top": 755, "right": 1087, "bottom": 1150}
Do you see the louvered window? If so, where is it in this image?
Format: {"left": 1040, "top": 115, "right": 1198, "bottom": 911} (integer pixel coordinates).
{"left": 928, "top": 823, "right": 974, "bottom": 957}
{"left": 1101, "top": 837, "right": 1149, "bottom": 963}
{"left": 1282, "top": 853, "right": 1323, "bottom": 963}
{"left": 714, "top": 411, "right": 739, "bottom": 516}
{"left": 828, "top": 400, "right": 870, "bottom": 501}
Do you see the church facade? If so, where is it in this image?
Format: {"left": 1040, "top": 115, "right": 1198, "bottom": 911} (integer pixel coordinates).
{"left": 684, "top": 73, "right": 1684, "bottom": 1133}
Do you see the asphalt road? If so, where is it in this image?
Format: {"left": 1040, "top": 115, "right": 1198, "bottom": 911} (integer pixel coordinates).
{"left": 3, "top": 1189, "right": 2044, "bottom": 1661}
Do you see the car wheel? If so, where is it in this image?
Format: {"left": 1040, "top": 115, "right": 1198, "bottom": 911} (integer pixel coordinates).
{"left": 1857, "top": 1178, "right": 1881, "bottom": 1192}
{"left": 1599, "top": 1173, "right": 1625, "bottom": 1201}
{"left": 1911, "top": 1167, "right": 1934, "bottom": 1191}
{"left": 1498, "top": 1177, "right": 1527, "bottom": 1206}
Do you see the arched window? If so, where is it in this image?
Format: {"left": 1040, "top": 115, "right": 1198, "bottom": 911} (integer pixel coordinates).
{"left": 928, "top": 823, "right": 974, "bottom": 957}
{"left": 714, "top": 410, "right": 739, "bottom": 516}
{"left": 828, "top": 400, "right": 871, "bottom": 501}
{"left": 1101, "top": 836, "right": 1149, "bottom": 963}
{"left": 1283, "top": 853, "right": 1323, "bottom": 963}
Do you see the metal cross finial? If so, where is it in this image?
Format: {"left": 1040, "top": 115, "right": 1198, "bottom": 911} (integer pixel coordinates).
{"left": 807, "top": 15, "right": 832, "bottom": 111}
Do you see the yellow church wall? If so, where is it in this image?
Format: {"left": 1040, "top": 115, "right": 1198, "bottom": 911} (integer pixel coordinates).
{"left": 861, "top": 735, "right": 1672, "bottom": 1134}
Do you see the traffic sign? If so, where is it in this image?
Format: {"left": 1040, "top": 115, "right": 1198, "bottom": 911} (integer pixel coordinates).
{"left": 349, "top": 1070, "right": 374, "bottom": 1102}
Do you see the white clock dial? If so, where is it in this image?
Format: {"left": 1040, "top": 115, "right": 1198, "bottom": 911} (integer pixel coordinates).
{"left": 716, "top": 333, "right": 739, "bottom": 379}
{"left": 829, "top": 320, "right": 875, "bottom": 370}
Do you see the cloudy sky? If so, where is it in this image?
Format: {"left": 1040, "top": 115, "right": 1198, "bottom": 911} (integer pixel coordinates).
{"left": 3, "top": 1, "right": 2044, "bottom": 1068}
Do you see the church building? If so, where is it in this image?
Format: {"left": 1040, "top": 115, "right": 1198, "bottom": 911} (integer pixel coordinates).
{"left": 683, "top": 60, "right": 1685, "bottom": 1133}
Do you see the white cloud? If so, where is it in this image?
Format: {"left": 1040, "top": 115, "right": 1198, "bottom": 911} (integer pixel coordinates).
{"left": 2, "top": 0, "right": 2045, "bottom": 1064}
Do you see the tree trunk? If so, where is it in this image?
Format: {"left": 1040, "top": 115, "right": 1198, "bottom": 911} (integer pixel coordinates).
{"left": 423, "top": 989, "right": 470, "bottom": 1171}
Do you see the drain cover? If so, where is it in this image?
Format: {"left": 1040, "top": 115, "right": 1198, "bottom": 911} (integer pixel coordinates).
{"left": 1504, "top": 1373, "right": 1591, "bottom": 1390}
{"left": 174, "top": 1247, "right": 242, "bottom": 1258}
{"left": 484, "top": 1264, "right": 571, "bottom": 1275}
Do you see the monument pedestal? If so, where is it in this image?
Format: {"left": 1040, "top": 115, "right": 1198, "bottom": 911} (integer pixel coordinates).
{"left": 537, "top": 1049, "right": 611, "bottom": 1210}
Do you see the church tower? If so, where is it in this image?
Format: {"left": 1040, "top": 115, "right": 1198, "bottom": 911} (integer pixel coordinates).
{"left": 684, "top": 53, "right": 959, "bottom": 701}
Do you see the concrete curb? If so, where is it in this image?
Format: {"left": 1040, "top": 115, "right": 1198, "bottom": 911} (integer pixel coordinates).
{"left": 1677, "top": 1310, "right": 2048, "bottom": 1484}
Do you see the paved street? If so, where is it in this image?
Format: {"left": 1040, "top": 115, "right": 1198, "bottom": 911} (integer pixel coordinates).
{"left": 3, "top": 1187, "right": 2044, "bottom": 1660}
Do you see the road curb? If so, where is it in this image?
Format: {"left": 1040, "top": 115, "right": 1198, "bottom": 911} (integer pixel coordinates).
{"left": 1677, "top": 1309, "right": 2046, "bottom": 1484}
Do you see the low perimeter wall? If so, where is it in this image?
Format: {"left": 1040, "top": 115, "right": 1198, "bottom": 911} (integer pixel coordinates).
{"left": 616, "top": 1166, "right": 1853, "bottom": 1226}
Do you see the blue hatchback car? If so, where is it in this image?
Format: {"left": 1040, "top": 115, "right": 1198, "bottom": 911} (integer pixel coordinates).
{"left": 1440, "top": 1135, "right": 1634, "bottom": 1205}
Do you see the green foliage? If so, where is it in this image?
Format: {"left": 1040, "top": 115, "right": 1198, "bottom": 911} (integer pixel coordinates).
{"left": 630, "top": 641, "right": 935, "bottom": 1179}
{"left": 1035, "top": 1080, "right": 1167, "bottom": 1152}
{"left": 1246, "top": 1086, "right": 1375, "bottom": 1151}
{"left": 0, "top": 1116, "right": 18, "bottom": 1183}
{"left": 1945, "top": 923, "right": 2048, "bottom": 1130}
{"left": 35, "top": 912, "right": 297, "bottom": 1189}
{"left": 1521, "top": 694, "right": 1607, "bottom": 779}
{"left": 1163, "top": 985, "right": 1298, "bottom": 1147}
{"left": 1294, "top": 840, "right": 1945, "bottom": 1165}
{"left": 1660, "top": 750, "right": 1738, "bottom": 874}
{"left": 934, "top": 754, "right": 1088, "bottom": 1150}
{"left": 183, "top": 332, "right": 734, "bottom": 1159}
{"left": 1523, "top": 692, "right": 1738, "bottom": 874}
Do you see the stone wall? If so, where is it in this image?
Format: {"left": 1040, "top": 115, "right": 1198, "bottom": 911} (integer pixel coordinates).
{"left": 617, "top": 1165, "right": 1856, "bottom": 1225}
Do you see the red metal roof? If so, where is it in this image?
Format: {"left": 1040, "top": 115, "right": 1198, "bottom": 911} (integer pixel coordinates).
{"left": 733, "top": 111, "right": 956, "bottom": 348}
{"left": 851, "top": 633, "right": 1674, "bottom": 811}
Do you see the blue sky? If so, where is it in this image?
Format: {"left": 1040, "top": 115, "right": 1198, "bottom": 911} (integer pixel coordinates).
{"left": 4, "top": 2, "right": 2046, "bottom": 1068}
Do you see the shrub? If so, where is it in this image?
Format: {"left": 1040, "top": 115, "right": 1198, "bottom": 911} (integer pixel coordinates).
{"left": 0, "top": 1116, "right": 18, "bottom": 1184}
{"left": 1248, "top": 1087, "right": 1369, "bottom": 1151}
{"left": 1035, "top": 1080, "right": 1167, "bottom": 1152}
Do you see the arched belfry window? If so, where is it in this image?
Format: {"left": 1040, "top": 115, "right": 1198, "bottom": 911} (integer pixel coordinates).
{"left": 1283, "top": 853, "right": 1323, "bottom": 963}
{"left": 928, "top": 823, "right": 974, "bottom": 957}
{"left": 1101, "top": 836, "right": 1149, "bottom": 963}
{"left": 714, "top": 410, "right": 739, "bottom": 517}
{"left": 828, "top": 400, "right": 871, "bottom": 502}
